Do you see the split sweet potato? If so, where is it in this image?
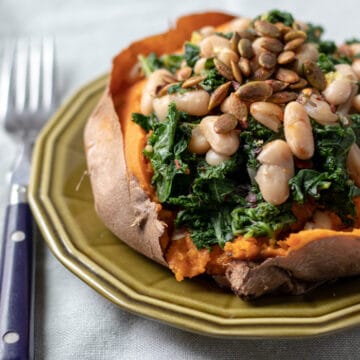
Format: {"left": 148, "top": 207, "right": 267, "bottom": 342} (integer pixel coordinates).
{"left": 84, "top": 11, "right": 360, "bottom": 299}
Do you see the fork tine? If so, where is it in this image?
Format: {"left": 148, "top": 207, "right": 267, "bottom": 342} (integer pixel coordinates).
{"left": 0, "top": 41, "right": 14, "bottom": 123}
{"left": 15, "top": 39, "right": 29, "bottom": 114}
{"left": 41, "top": 37, "right": 55, "bottom": 110}
{"left": 29, "top": 38, "right": 41, "bottom": 113}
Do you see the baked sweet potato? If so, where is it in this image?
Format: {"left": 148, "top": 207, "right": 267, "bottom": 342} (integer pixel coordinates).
{"left": 84, "top": 10, "right": 360, "bottom": 299}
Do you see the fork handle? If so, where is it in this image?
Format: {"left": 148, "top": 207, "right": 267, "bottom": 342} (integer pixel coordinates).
{"left": 0, "top": 186, "right": 33, "bottom": 360}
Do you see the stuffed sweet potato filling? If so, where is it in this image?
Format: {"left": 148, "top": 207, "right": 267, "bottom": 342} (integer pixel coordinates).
{"left": 85, "top": 10, "right": 360, "bottom": 299}
{"left": 127, "top": 11, "right": 360, "bottom": 285}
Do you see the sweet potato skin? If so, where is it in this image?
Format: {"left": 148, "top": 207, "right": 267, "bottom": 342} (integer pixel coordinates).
{"left": 226, "top": 230, "right": 360, "bottom": 299}
{"left": 85, "top": 11, "right": 360, "bottom": 298}
{"left": 84, "top": 90, "right": 167, "bottom": 265}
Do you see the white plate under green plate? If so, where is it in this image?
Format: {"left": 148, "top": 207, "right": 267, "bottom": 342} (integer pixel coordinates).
{"left": 29, "top": 74, "right": 360, "bottom": 338}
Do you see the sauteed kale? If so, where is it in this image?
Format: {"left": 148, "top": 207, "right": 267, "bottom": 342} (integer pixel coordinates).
{"left": 132, "top": 10, "right": 360, "bottom": 249}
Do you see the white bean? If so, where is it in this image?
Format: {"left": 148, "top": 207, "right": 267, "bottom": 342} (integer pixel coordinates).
{"left": 199, "top": 26, "right": 215, "bottom": 38}
{"left": 200, "top": 35, "right": 231, "bottom": 58}
{"left": 347, "top": 143, "right": 360, "bottom": 187}
{"left": 199, "top": 116, "right": 240, "bottom": 156}
{"left": 194, "top": 58, "right": 207, "bottom": 74}
{"left": 352, "top": 59, "right": 360, "bottom": 80}
{"left": 303, "top": 94, "right": 338, "bottom": 125}
{"left": 140, "top": 69, "right": 174, "bottom": 115}
{"left": 335, "top": 64, "right": 358, "bottom": 82}
{"left": 255, "top": 140, "right": 294, "bottom": 205}
{"left": 322, "top": 78, "right": 352, "bottom": 105}
{"left": 352, "top": 94, "right": 360, "bottom": 112}
{"left": 255, "top": 164, "right": 291, "bottom": 205}
{"left": 257, "top": 140, "right": 294, "bottom": 174}
{"left": 350, "top": 43, "right": 360, "bottom": 57}
{"left": 205, "top": 149, "right": 230, "bottom": 166}
{"left": 223, "top": 17, "right": 252, "bottom": 33}
{"left": 152, "top": 95, "right": 171, "bottom": 120}
{"left": 284, "top": 101, "right": 314, "bottom": 160}
{"left": 304, "top": 211, "right": 332, "bottom": 230}
{"left": 337, "top": 83, "right": 358, "bottom": 116}
{"left": 153, "top": 90, "right": 210, "bottom": 121}
{"left": 250, "top": 102, "right": 283, "bottom": 132}
{"left": 188, "top": 126, "right": 210, "bottom": 154}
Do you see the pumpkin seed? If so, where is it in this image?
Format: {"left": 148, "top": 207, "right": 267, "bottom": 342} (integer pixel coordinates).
{"left": 250, "top": 55, "right": 261, "bottom": 73}
{"left": 275, "top": 22, "right": 291, "bottom": 35}
{"left": 230, "top": 32, "right": 240, "bottom": 54}
{"left": 176, "top": 66, "right": 192, "bottom": 81}
{"left": 214, "top": 58, "right": 233, "bottom": 81}
{"left": 238, "top": 38, "right": 253, "bottom": 59}
{"left": 289, "top": 78, "right": 308, "bottom": 90}
{"left": 267, "top": 91, "right": 298, "bottom": 104}
{"left": 258, "top": 37, "right": 284, "bottom": 54}
{"left": 208, "top": 81, "right": 232, "bottom": 110}
{"left": 265, "top": 79, "right": 289, "bottom": 92}
{"left": 258, "top": 51, "right": 277, "bottom": 69}
{"left": 238, "top": 57, "right": 251, "bottom": 77}
{"left": 236, "top": 81, "right": 273, "bottom": 102}
{"left": 292, "top": 21, "right": 301, "bottom": 31}
{"left": 275, "top": 68, "right": 300, "bottom": 83}
{"left": 254, "top": 20, "right": 281, "bottom": 38}
{"left": 214, "top": 113, "right": 238, "bottom": 133}
{"left": 284, "top": 37, "right": 305, "bottom": 51}
{"left": 238, "top": 29, "right": 257, "bottom": 41}
{"left": 252, "top": 67, "right": 274, "bottom": 81}
{"left": 157, "top": 82, "right": 179, "bottom": 97}
{"left": 227, "top": 93, "right": 248, "bottom": 121}
{"left": 231, "top": 60, "right": 243, "bottom": 83}
{"left": 182, "top": 75, "right": 206, "bottom": 89}
{"left": 303, "top": 60, "right": 326, "bottom": 91}
{"left": 277, "top": 50, "right": 296, "bottom": 65}
{"left": 284, "top": 30, "right": 307, "bottom": 42}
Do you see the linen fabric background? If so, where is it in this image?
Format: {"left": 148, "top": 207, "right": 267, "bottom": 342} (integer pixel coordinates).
{"left": 0, "top": 0, "right": 359, "bottom": 358}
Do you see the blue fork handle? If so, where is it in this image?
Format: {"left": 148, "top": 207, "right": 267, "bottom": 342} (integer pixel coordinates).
{"left": 0, "top": 202, "right": 33, "bottom": 360}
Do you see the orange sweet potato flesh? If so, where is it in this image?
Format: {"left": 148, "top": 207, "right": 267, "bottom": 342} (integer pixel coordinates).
{"left": 84, "top": 11, "right": 360, "bottom": 298}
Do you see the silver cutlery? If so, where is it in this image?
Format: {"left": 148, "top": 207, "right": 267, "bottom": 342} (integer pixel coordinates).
{"left": 0, "top": 38, "right": 56, "bottom": 360}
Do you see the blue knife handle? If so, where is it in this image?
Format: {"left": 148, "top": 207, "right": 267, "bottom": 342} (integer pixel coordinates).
{"left": 0, "top": 202, "right": 33, "bottom": 360}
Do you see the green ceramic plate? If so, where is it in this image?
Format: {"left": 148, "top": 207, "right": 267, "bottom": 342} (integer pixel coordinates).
{"left": 29, "top": 75, "right": 360, "bottom": 338}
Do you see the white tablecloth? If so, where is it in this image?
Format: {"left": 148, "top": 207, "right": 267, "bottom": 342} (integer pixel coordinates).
{"left": 1, "top": 0, "right": 360, "bottom": 358}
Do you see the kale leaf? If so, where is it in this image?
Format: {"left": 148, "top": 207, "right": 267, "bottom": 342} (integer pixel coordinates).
{"left": 317, "top": 53, "right": 352, "bottom": 73}
{"left": 231, "top": 202, "right": 296, "bottom": 239}
{"left": 138, "top": 53, "right": 163, "bottom": 77}
{"left": 184, "top": 42, "right": 200, "bottom": 67}
{"left": 289, "top": 169, "right": 331, "bottom": 203}
{"left": 264, "top": 10, "right": 294, "bottom": 26}
{"left": 290, "top": 122, "right": 360, "bottom": 223}
{"left": 306, "top": 23, "right": 324, "bottom": 43}
{"left": 167, "top": 83, "right": 189, "bottom": 95}
{"left": 318, "top": 40, "right": 337, "bottom": 55}
{"left": 144, "top": 103, "right": 191, "bottom": 202}
{"left": 215, "top": 32, "right": 234, "bottom": 40}
{"left": 169, "top": 155, "right": 246, "bottom": 249}
{"left": 160, "top": 54, "right": 184, "bottom": 73}
{"left": 317, "top": 53, "right": 335, "bottom": 73}
{"left": 350, "top": 114, "right": 360, "bottom": 146}
{"left": 176, "top": 207, "right": 234, "bottom": 249}
{"left": 346, "top": 38, "right": 360, "bottom": 45}
{"left": 240, "top": 116, "right": 276, "bottom": 174}
{"left": 138, "top": 52, "right": 183, "bottom": 76}
{"left": 131, "top": 112, "right": 157, "bottom": 132}
{"left": 200, "top": 68, "right": 227, "bottom": 92}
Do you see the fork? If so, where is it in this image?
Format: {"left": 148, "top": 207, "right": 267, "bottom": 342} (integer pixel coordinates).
{"left": 0, "top": 38, "right": 56, "bottom": 360}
